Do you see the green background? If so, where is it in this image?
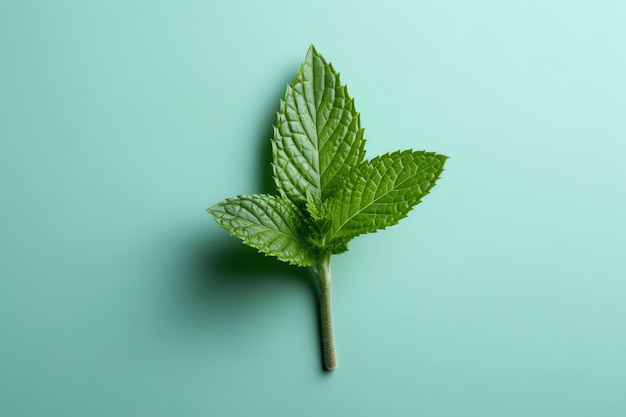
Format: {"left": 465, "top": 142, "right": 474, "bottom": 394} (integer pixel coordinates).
{"left": 2, "top": 0, "right": 625, "bottom": 416}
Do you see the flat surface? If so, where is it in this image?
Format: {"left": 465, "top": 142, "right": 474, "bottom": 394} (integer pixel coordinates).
{"left": 1, "top": 1, "right": 625, "bottom": 416}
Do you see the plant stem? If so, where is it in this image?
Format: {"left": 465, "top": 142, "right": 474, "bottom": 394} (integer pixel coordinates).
{"left": 312, "top": 251, "right": 337, "bottom": 370}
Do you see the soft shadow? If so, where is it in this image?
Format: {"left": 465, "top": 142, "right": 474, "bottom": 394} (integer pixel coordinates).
{"left": 189, "top": 234, "right": 312, "bottom": 301}
{"left": 257, "top": 107, "right": 277, "bottom": 195}
{"left": 184, "top": 232, "right": 327, "bottom": 372}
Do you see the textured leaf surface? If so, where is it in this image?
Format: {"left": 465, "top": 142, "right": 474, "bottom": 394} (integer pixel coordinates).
{"left": 272, "top": 45, "right": 365, "bottom": 205}
{"left": 328, "top": 150, "right": 447, "bottom": 241}
{"left": 207, "top": 194, "right": 314, "bottom": 266}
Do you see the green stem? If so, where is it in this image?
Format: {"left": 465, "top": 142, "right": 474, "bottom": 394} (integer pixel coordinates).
{"left": 312, "top": 252, "right": 337, "bottom": 370}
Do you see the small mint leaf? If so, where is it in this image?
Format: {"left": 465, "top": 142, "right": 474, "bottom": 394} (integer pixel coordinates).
{"left": 272, "top": 45, "right": 366, "bottom": 206}
{"left": 329, "top": 238, "right": 349, "bottom": 255}
{"left": 328, "top": 150, "right": 447, "bottom": 241}
{"left": 207, "top": 194, "right": 314, "bottom": 266}
{"left": 305, "top": 191, "right": 325, "bottom": 221}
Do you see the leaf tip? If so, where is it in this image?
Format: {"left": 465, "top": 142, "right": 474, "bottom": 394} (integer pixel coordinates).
{"left": 206, "top": 205, "right": 219, "bottom": 216}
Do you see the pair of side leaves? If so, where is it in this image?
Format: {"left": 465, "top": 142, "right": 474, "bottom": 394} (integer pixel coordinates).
{"left": 208, "top": 45, "right": 448, "bottom": 370}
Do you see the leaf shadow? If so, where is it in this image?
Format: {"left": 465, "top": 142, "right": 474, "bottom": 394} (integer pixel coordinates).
{"left": 257, "top": 106, "right": 277, "bottom": 195}
{"left": 183, "top": 231, "right": 328, "bottom": 372}
{"left": 189, "top": 234, "right": 313, "bottom": 303}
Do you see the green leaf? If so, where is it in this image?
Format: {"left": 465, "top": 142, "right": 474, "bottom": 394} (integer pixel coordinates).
{"left": 207, "top": 194, "right": 315, "bottom": 266}
{"left": 328, "top": 150, "right": 448, "bottom": 241}
{"left": 272, "top": 45, "right": 366, "bottom": 205}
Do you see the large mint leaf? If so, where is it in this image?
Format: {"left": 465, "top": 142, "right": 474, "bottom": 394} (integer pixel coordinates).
{"left": 272, "top": 45, "right": 366, "bottom": 205}
{"left": 328, "top": 150, "right": 447, "bottom": 241}
{"left": 207, "top": 194, "right": 314, "bottom": 266}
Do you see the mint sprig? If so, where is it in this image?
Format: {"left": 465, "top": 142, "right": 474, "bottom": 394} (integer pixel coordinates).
{"left": 208, "top": 46, "right": 448, "bottom": 370}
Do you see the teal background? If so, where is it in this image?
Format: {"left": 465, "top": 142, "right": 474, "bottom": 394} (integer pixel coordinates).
{"left": 1, "top": 0, "right": 625, "bottom": 416}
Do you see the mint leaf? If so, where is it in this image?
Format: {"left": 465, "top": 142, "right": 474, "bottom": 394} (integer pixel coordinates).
{"left": 328, "top": 150, "right": 447, "bottom": 241}
{"left": 271, "top": 45, "right": 366, "bottom": 205}
{"left": 207, "top": 194, "right": 314, "bottom": 266}
{"left": 207, "top": 46, "right": 449, "bottom": 371}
